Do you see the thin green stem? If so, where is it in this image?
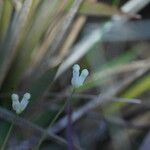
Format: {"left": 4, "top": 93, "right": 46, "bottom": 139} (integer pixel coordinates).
{"left": 1, "top": 123, "right": 13, "bottom": 150}
{"left": 35, "top": 102, "right": 67, "bottom": 149}
{"left": 35, "top": 88, "right": 75, "bottom": 150}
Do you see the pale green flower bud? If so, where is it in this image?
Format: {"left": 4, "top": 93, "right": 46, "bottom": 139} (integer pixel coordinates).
{"left": 71, "top": 64, "right": 89, "bottom": 88}
{"left": 78, "top": 69, "right": 89, "bottom": 86}
{"left": 11, "top": 93, "right": 31, "bottom": 114}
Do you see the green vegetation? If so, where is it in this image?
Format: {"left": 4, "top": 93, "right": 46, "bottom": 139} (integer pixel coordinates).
{"left": 0, "top": 0, "right": 149, "bottom": 149}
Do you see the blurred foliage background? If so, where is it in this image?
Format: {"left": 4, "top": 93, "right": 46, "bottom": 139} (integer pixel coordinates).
{"left": 0, "top": 0, "right": 150, "bottom": 150}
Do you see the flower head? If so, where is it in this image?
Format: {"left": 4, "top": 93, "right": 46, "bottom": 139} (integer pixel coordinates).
{"left": 71, "top": 64, "right": 89, "bottom": 88}
{"left": 11, "top": 93, "right": 31, "bottom": 114}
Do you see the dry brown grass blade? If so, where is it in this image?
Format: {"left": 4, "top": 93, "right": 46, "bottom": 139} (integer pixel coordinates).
{"left": 26, "top": 1, "right": 68, "bottom": 73}
{"left": 79, "top": 1, "right": 123, "bottom": 17}
{"left": 45, "top": 0, "right": 84, "bottom": 56}
{"left": 55, "top": 16, "right": 86, "bottom": 64}
{"left": 90, "top": 59, "right": 150, "bottom": 83}
{"left": 28, "top": 15, "right": 86, "bottom": 81}
{"left": 28, "top": 0, "right": 84, "bottom": 81}
{"left": 4, "top": 0, "right": 62, "bottom": 89}
{"left": 0, "top": 0, "right": 33, "bottom": 87}
{"left": 28, "top": 13, "right": 66, "bottom": 71}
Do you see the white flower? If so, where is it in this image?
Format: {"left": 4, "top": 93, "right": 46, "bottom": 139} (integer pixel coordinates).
{"left": 11, "top": 93, "right": 31, "bottom": 114}
{"left": 71, "top": 64, "right": 89, "bottom": 87}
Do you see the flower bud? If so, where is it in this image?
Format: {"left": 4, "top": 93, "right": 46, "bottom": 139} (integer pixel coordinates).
{"left": 11, "top": 94, "right": 19, "bottom": 101}
{"left": 23, "top": 93, "right": 31, "bottom": 100}
{"left": 78, "top": 69, "right": 89, "bottom": 86}
{"left": 11, "top": 93, "right": 31, "bottom": 114}
{"left": 71, "top": 64, "right": 89, "bottom": 88}
{"left": 11, "top": 94, "right": 20, "bottom": 113}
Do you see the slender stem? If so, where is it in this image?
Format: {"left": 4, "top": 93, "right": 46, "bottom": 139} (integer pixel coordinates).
{"left": 35, "top": 88, "right": 75, "bottom": 150}
{"left": 35, "top": 103, "right": 66, "bottom": 149}
{"left": 1, "top": 123, "right": 13, "bottom": 150}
